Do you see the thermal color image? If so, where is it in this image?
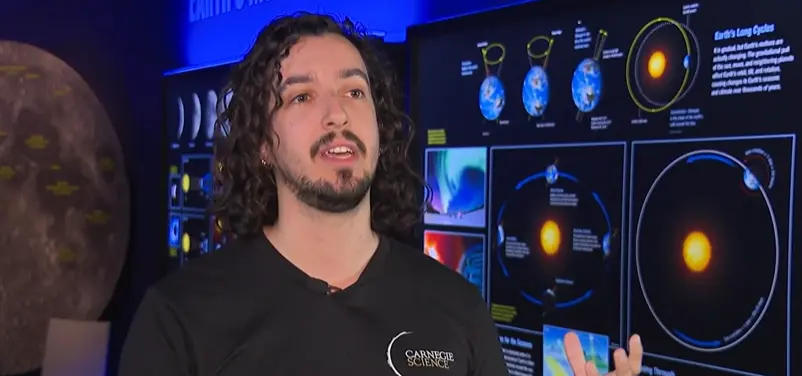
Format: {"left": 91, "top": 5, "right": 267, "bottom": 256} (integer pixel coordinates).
{"left": 424, "top": 147, "right": 487, "bottom": 228}
{"left": 424, "top": 230, "right": 486, "bottom": 295}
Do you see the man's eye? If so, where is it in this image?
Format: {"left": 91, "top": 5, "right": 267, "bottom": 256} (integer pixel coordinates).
{"left": 348, "top": 89, "right": 365, "bottom": 98}
{"left": 291, "top": 94, "right": 310, "bottom": 103}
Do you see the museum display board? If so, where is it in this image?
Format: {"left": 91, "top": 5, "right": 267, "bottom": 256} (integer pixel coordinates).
{"left": 408, "top": 0, "right": 800, "bottom": 374}
{"left": 163, "top": 64, "right": 232, "bottom": 268}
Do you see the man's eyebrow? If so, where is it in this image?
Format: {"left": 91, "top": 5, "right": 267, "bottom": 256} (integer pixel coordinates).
{"left": 277, "top": 69, "right": 368, "bottom": 94}
{"left": 340, "top": 68, "right": 369, "bottom": 84}
{"left": 277, "top": 74, "right": 313, "bottom": 94}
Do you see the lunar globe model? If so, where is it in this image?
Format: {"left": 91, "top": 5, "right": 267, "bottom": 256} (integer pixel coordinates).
{"left": 0, "top": 41, "right": 130, "bottom": 374}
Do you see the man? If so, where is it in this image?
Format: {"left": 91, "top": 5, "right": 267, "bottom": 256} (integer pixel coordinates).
{"left": 119, "top": 13, "right": 642, "bottom": 375}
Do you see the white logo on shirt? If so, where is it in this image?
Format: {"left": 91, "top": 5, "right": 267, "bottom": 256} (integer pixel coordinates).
{"left": 387, "top": 331, "right": 413, "bottom": 376}
{"left": 386, "top": 331, "right": 455, "bottom": 375}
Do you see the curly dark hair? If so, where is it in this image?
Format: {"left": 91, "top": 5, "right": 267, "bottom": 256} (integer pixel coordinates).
{"left": 213, "top": 12, "right": 425, "bottom": 240}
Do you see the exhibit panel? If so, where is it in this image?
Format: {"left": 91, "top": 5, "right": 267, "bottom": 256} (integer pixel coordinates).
{"left": 489, "top": 142, "right": 626, "bottom": 345}
{"left": 163, "top": 64, "right": 233, "bottom": 268}
{"left": 411, "top": 0, "right": 798, "bottom": 146}
{"left": 409, "top": 0, "right": 800, "bottom": 374}
{"left": 422, "top": 146, "right": 490, "bottom": 298}
{"left": 628, "top": 135, "right": 794, "bottom": 376}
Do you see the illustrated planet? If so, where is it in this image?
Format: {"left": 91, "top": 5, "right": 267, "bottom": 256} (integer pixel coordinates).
{"left": 0, "top": 40, "right": 130, "bottom": 374}
{"left": 571, "top": 58, "right": 603, "bottom": 113}
{"left": 522, "top": 65, "right": 550, "bottom": 117}
{"left": 479, "top": 75, "right": 506, "bottom": 121}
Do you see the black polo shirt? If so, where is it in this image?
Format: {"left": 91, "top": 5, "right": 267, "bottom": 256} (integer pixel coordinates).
{"left": 118, "top": 234, "right": 509, "bottom": 376}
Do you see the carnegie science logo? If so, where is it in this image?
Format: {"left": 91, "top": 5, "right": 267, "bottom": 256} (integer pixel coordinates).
{"left": 405, "top": 349, "right": 455, "bottom": 369}
{"left": 387, "top": 331, "right": 456, "bottom": 375}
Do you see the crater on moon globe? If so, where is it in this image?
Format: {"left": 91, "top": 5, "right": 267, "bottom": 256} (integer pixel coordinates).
{"left": 0, "top": 40, "right": 130, "bottom": 375}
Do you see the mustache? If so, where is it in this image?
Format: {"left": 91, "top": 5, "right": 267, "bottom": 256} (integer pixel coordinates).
{"left": 310, "top": 130, "right": 368, "bottom": 158}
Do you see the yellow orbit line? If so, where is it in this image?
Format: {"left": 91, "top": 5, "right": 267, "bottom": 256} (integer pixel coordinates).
{"left": 481, "top": 43, "right": 506, "bottom": 66}
{"left": 527, "top": 36, "right": 554, "bottom": 59}
{"left": 625, "top": 17, "right": 692, "bottom": 113}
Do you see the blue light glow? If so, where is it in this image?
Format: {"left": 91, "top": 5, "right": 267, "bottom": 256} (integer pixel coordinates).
{"left": 177, "top": 0, "right": 538, "bottom": 69}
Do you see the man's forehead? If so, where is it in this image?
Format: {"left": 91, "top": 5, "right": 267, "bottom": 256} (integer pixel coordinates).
{"left": 280, "top": 34, "right": 367, "bottom": 76}
{"left": 280, "top": 66, "right": 368, "bottom": 80}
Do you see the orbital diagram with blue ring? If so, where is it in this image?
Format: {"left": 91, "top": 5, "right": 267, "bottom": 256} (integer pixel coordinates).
{"left": 488, "top": 142, "right": 626, "bottom": 337}
{"left": 629, "top": 135, "right": 793, "bottom": 375}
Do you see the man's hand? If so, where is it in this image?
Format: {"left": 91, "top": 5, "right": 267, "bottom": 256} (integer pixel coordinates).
{"left": 564, "top": 332, "right": 643, "bottom": 375}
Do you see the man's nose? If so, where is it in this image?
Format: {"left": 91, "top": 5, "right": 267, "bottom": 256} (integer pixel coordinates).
{"left": 321, "top": 95, "right": 348, "bottom": 129}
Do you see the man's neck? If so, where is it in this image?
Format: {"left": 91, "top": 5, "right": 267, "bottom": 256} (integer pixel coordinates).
{"left": 263, "top": 190, "right": 379, "bottom": 288}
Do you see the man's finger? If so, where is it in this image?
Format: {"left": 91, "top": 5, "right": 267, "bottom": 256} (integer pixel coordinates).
{"left": 628, "top": 334, "right": 643, "bottom": 374}
{"left": 585, "top": 360, "right": 602, "bottom": 376}
{"left": 612, "top": 348, "right": 630, "bottom": 376}
{"left": 563, "top": 332, "right": 588, "bottom": 375}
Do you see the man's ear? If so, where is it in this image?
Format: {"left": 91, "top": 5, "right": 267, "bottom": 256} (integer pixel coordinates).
{"left": 260, "top": 144, "right": 273, "bottom": 166}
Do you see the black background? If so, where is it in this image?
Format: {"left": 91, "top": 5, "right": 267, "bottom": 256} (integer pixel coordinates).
{"left": 163, "top": 65, "right": 231, "bottom": 269}
{"left": 411, "top": 0, "right": 800, "bottom": 146}
{"left": 497, "top": 326, "right": 544, "bottom": 376}
{"left": 488, "top": 143, "right": 625, "bottom": 345}
{"left": 409, "top": 0, "right": 801, "bottom": 374}
{"left": 629, "top": 136, "right": 792, "bottom": 376}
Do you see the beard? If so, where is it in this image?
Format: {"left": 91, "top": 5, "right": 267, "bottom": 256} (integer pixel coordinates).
{"left": 273, "top": 161, "right": 373, "bottom": 213}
